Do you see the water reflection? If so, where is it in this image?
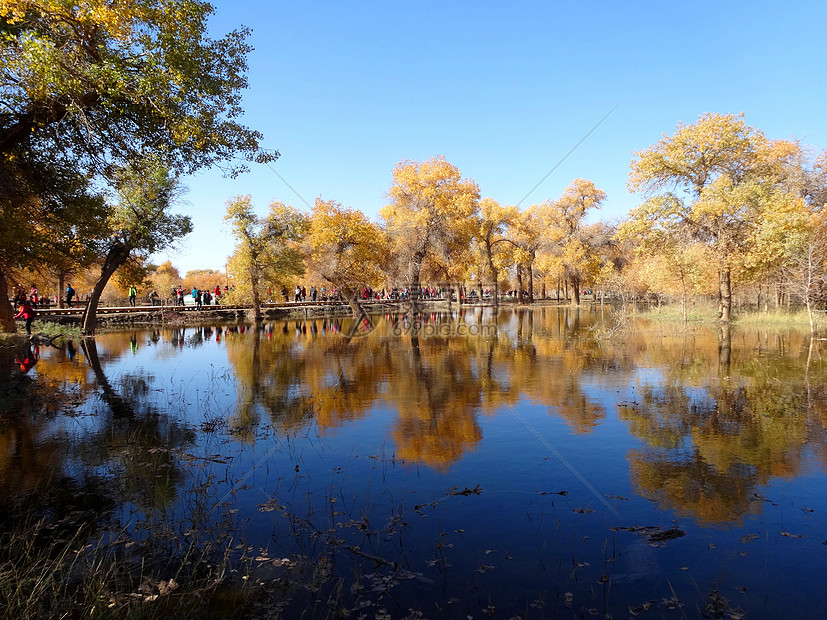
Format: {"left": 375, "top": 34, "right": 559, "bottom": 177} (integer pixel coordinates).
{"left": 3, "top": 308, "right": 827, "bottom": 523}
{"left": 2, "top": 309, "right": 827, "bottom": 615}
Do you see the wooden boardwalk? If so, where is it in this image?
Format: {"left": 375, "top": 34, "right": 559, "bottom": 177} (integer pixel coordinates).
{"left": 31, "top": 298, "right": 429, "bottom": 318}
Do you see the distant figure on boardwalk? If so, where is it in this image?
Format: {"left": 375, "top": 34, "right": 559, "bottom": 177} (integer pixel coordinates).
{"left": 128, "top": 284, "right": 137, "bottom": 307}
{"left": 65, "top": 283, "right": 75, "bottom": 307}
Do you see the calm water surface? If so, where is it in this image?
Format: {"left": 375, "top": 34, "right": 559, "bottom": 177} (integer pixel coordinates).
{"left": 2, "top": 307, "right": 826, "bottom": 618}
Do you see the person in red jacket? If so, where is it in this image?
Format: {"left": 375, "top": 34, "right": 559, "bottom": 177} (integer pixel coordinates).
{"left": 14, "top": 298, "right": 36, "bottom": 336}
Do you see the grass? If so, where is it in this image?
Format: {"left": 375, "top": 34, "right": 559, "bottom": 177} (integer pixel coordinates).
{"left": 0, "top": 321, "right": 82, "bottom": 348}
{"left": 628, "top": 302, "right": 826, "bottom": 332}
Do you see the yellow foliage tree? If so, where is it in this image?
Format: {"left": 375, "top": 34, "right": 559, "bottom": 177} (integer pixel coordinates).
{"left": 627, "top": 112, "right": 801, "bottom": 322}
{"left": 380, "top": 156, "right": 479, "bottom": 302}
{"left": 224, "top": 196, "right": 306, "bottom": 320}
{"left": 305, "top": 197, "right": 388, "bottom": 316}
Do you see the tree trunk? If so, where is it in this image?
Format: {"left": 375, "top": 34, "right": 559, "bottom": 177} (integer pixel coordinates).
{"left": 516, "top": 267, "right": 524, "bottom": 304}
{"left": 0, "top": 268, "right": 17, "bottom": 333}
{"left": 346, "top": 288, "right": 364, "bottom": 318}
{"left": 570, "top": 275, "right": 581, "bottom": 306}
{"left": 718, "top": 267, "right": 732, "bottom": 323}
{"left": 527, "top": 263, "right": 534, "bottom": 304}
{"left": 82, "top": 244, "right": 131, "bottom": 335}
{"left": 409, "top": 251, "right": 424, "bottom": 311}
{"left": 249, "top": 264, "right": 262, "bottom": 322}
{"left": 57, "top": 272, "right": 66, "bottom": 309}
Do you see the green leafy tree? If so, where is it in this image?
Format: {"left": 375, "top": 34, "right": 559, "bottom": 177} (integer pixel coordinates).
{"left": 224, "top": 196, "right": 306, "bottom": 321}
{"left": 1, "top": 0, "right": 273, "bottom": 331}
{"left": 81, "top": 160, "right": 191, "bottom": 334}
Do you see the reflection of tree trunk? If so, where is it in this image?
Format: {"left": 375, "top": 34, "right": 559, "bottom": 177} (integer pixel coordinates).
{"left": 717, "top": 323, "right": 731, "bottom": 375}
{"left": 81, "top": 337, "right": 133, "bottom": 417}
{"left": 0, "top": 268, "right": 17, "bottom": 332}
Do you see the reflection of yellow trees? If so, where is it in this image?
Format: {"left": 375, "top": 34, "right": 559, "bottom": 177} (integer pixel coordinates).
{"left": 388, "top": 337, "right": 483, "bottom": 470}
{"left": 0, "top": 417, "right": 62, "bottom": 499}
{"left": 619, "top": 324, "right": 824, "bottom": 524}
{"left": 224, "top": 309, "right": 616, "bottom": 468}
{"left": 222, "top": 308, "right": 825, "bottom": 524}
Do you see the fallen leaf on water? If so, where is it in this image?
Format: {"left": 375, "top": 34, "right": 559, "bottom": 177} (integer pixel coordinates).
{"left": 739, "top": 534, "right": 758, "bottom": 543}
{"left": 573, "top": 508, "right": 595, "bottom": 514}
{"left": 780, "top": 531, "right": 803, "bottom": 538}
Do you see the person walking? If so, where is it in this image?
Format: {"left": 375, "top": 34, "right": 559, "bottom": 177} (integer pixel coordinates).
{"left": 128, "top": 284, "right": 137, "bottom": 307}
{"left": 14, "top": 298, "right": 36, "bottom": 337}
{"left": 65, "top": 283, "right": 75, "bottom": 308}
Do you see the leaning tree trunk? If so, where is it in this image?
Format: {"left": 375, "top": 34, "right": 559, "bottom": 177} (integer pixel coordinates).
{"left": 82, "top": 243, "right": 131, "bottom": 335}
{"left": 0, "top": 268, "right": 17, "bottom": 333}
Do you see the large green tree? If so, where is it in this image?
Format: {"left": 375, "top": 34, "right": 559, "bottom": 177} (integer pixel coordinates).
{"left": 1, "top": 0, "right": 273, "bottom": 331}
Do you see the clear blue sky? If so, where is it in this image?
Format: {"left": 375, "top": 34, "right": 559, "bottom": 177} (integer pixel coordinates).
{"left": 160, "top": 0, "right": 827, "bottom": 275}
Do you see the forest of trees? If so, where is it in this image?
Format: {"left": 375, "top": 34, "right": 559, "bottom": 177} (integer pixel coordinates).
{"left": 3, "top": 4, "right": 827, "bottom": 334}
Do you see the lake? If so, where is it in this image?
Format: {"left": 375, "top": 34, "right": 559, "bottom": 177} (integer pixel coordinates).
{"left": 1, "top": 307, "right": 825, "bottom": 618}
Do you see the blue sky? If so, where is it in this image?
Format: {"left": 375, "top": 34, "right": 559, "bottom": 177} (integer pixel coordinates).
{"left": 161, "top": 0, "right": 827, "bottom": 275}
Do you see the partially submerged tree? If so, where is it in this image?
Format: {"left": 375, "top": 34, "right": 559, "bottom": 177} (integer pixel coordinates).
{"left": 224, "top": 196, "right": 306, "bottom": 321}
{"left": 81, "top": 160, "right": 191, "bottom": 334}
